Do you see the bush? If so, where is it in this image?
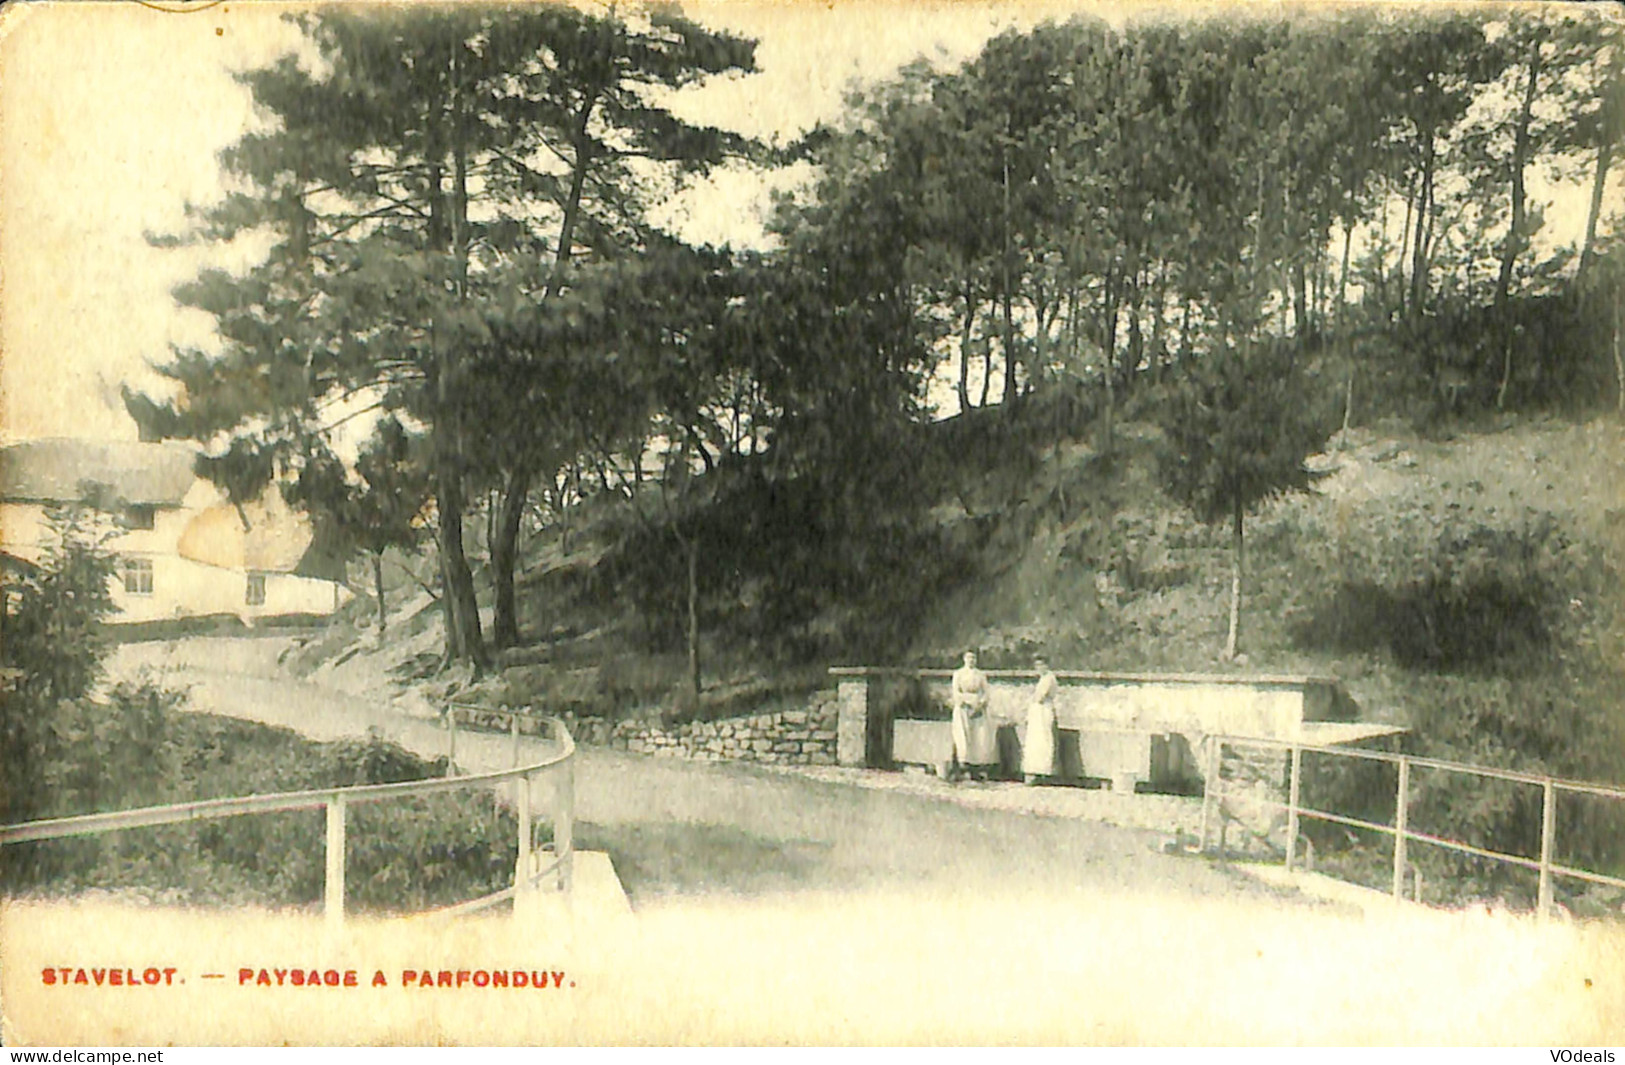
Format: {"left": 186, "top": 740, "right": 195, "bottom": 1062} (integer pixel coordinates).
{"left": 1284, "top": 491, "right": 1625, "bottom": 907}
{"left": 1293, "top": 510, "right": 1586, "bottom": 674}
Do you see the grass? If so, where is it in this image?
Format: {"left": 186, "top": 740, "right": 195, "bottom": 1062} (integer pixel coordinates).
{"left": 1, "top": 706, "right": 520, "bottom": 915}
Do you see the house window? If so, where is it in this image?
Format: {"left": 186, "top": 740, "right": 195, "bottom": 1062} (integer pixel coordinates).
{"left": 123, "top": 558, "right": 153, "bottom": 596}
{"left": 245, "top": 573, "right": 266, "bottom": 607}
{"left": 125, "top": 505, "right": 156, "bottom": 530}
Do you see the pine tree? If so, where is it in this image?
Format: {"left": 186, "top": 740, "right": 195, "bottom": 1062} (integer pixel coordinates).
{"left": 1157, "top": 342, "right": 1328, "bottom": 659}
{"left": 133, "top": 6, "right": 756, "bottom": 665}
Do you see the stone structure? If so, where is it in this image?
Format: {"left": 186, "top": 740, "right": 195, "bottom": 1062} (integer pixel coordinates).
{"left": 835, "top": 677, "right": 868, "bottom": 767}
{"left": 831, "top": 667, "right": 1399, "bottom": 793}
{"left": 547, "top": 690, "right": 842, "bottom": 767}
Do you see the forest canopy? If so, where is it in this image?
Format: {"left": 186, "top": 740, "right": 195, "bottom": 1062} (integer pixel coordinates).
{"left": 129, "top": 4, "right": 1624, "bottom": 669}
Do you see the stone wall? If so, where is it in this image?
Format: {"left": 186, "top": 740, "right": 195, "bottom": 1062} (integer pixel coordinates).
{"left": 556, "top": 690, "right": 842, "bottom": 767}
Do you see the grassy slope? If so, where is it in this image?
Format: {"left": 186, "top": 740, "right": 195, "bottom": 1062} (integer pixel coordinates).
{"left": 297, "top": 411, "right": 1625, "bottom": 740}
{"left": 911, "top": 412, "right": 1625, "bottom": 726}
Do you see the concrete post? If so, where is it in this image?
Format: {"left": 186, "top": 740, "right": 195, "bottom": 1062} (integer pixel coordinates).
{"left": 1200, "top": 737, "right": 1221, "bottom": 854}
{"left": 1286, "top": 745, "right": 1302, "bottom": 872}
{"left": 445, "top": 711, "right": 457, "bottom": 776}
{"left": 1538, "top": 779, "right": 1556, "bottom": 920}
{"left": 514, "top": 772, "right": 532, "bottom": 898}
{"left": 836, "top": 676, "right": 868, "bottom": 767}
{"left": 1392, "top": 757, "right": 1410, "bottom": 900}
{"left": 324, "top": 796, "right": 346, "bottom": 931}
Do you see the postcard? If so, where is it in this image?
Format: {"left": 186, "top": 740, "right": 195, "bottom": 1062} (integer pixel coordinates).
{"left": 2, "top": 0, "right": 1623, "bottom": 1046}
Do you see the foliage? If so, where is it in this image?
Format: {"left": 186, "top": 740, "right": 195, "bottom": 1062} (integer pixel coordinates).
{"left": 1154, "top": 340, "right": 1330, "bottom": 655}
{"left": 1, "top": 509, "right": 117, "bottom": 705}
{"left": 1285, "top": 484, "right": 1625, "bottom": 906}
{"left": 130, "top": 6, "right": 760, "bottom": 664}
{"left": 1, "top": 509, "right": 120, "bottom": 824}
{"left": 1157, "top": 342, "right": 1331, "bottom": 526}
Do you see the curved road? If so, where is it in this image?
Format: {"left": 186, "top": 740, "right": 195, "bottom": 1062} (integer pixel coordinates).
{"left": 71, "top": 637, "right": 1621, "bottom": 1044}
{"left": 110, "top": 636, "right": 1287, "bottom": 907}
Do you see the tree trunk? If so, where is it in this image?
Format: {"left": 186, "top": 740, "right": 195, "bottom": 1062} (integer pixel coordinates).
{"left": 686, "top": 531, "right": 701, "bottom": 708}
{"left": 372, "top": 551, "right": 387, "bottom": 636}
{"left": 1409, "top": 135, "right": 1434, "bottom": 316}
{"left": 545, "top": 94, "right": 599, "bottom": 301}
{"left": 1293, "top": 256, "right": 1309, "bottom": 346}
{"left": 484, "top": 490, "right": 496, "bottom": 565}
{"left": 1149, "top": 262, "right": 1168, "bottom": 384}
{"left": 436, "top": 454, "right": 488, "bottom": 671}
{"left": 1224, "top": 497, "right": 1244, "bottom": 661}
{"left": 1031, "top": 290, "right": 1050, "bottom": 399}
{"left": 1496, "top": 41, "right": 1542, "bottom": 412}
{"left": 428, "top": 52, "right": 487, "bottom": 672}
{"left": 1100, "top": 280, "right": 1118, "bottom": 456}
{"left": 1000, "top": 154, "right": 1019, "bottom": 414}
{"left": 560, "top": 466, "right": 576, "bottom": 555}
{"left": 1614, "top": 312, "right": 1623, "bottom": 418}
{"left": 1397, "top": 173, "right": 1415, "bottom": 318}
{"left": 491, "top": 462, "right": 532, "bottom": 650}
{"left": 1178, "top": 298, "right": 1193, "bottom": 363}
{"left": 1578, "top": 136, "right": 1614, "bottom": 290}
{"left": 957, "top": 273, "right": 977, "bottom": 413}
{"left": 1001, "top": 288, "right": 1019, "bottom": 412}
{"left": 1126, "top": 269, "right": 1144, "bottom": 391}
{"left": 1336, "top": 218, "right": 1353, "bottom": 327}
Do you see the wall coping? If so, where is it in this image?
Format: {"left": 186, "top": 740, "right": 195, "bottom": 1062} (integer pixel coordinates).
{"left": 828, "top": 667, "right": 1339, "bottom": 688}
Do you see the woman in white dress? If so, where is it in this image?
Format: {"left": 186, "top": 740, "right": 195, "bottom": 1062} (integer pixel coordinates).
{"left": 950, "top": 650, "right": 996, "bottom": 781}
{"left": 1022, "top": 656, "right": 1059, "bottom": 784}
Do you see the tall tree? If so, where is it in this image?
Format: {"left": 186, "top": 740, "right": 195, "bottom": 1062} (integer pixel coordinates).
{"left": 137, "top": 7, "right": 756, "bottom": 665}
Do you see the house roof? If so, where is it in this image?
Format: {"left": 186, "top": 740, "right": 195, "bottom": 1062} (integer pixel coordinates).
{"left": 0, "top": 439, "right": 197, "bottom": 507}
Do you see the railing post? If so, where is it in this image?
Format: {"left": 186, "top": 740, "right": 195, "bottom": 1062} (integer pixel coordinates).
{"left": 325, "top": 795, "right": 346, "bottom": 930}
{"left": 1538, "top": 778, "right": 1556, "bottom": 921}
{"left": 1201, "top": 736, "right": 1222, "bottom": 854}
{"left": 514, "top": 771, "right": 532, "bottom": 898}
{"left": 1286, "top": 745, "right": 1302, "bottom": 873}
{"left": 510, "top": 712, "right": 521, "bottom": 768}
{"left": 1392, "top": 756, "right": 1409, "bottom": 901}
{"left": 554, "top": 734, "right": 574, "bottom": 895}
{"left": 446, "top": 710, "right": 457, "bottom": 777}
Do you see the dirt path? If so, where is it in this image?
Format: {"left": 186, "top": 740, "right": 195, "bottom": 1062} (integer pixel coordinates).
{"left": 111, "top": 637, "right": 1288, "bottom": 908}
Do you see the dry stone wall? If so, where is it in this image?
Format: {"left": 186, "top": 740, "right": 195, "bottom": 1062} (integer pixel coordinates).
{"left": 555, "top": 690, "right": 841, "bottom": 767}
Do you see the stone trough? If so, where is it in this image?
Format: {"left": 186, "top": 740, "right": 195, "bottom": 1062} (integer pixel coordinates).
{"left": 830, "top": 667, "right": 1402, "bottom": 792}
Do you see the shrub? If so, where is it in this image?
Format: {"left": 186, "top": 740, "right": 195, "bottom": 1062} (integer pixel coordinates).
{"left": 1293, "top": 510, "right": 1583, "bottom": 674}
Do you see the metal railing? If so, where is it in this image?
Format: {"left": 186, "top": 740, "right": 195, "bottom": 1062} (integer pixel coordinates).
{"left": 0, "top": 711, "right": 576, "bottom": 927}
{"left": 1200, "top": 734, "right": 1625, "bottom": 918}
{"left": 445, "top": 701, "right": 559, "bottom": 774}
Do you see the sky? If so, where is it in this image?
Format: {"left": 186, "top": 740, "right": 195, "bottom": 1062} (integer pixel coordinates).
{"left": 0, "top": 1, "right": 1612, "bottom": 444}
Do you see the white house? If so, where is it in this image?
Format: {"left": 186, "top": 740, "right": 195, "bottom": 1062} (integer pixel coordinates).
{"left": 0, "top": 439, "right": 351, "bottom": 624}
